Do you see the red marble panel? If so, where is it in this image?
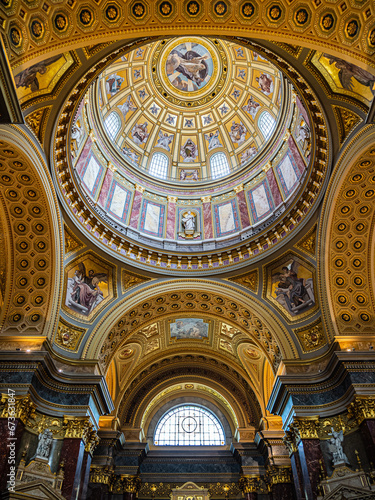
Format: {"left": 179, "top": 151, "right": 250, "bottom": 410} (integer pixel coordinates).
{"left": 244, "top": 493, "right": 257, "bottom": 500}
{"left": 60, "top": 438, "right": 85, "bottom": 500}
{"left": 360, "top": 419, "right": 375, "bottom": 465}
{"left": 296, "top": 95, "right": 310, "bottom": 125}
{"left": 298, "top": 438, "right": 325, "bottom": 500}
{"left": 129, "top": 190, "right": 143, "bottom": 229}
{"left": 236, "top": 190, "right": 250, "bottom": 228}
{"left": 271, "top": 482, "right": 295, "bottom": 499}
{"left": 166, "top": 202, "right": 176, "bottom": 239}
{"left": 288, "top": 135, "right": 306, "bottom": 174}
{"left": 203, "top": 202, "right": 213, "bottom": 239}
{"left": 98, "top": 170, "right": 113, "bottom": 208}
{"left": 267, "top": 168, "right": 283, "bottom": 206}
{"left": 75, "top": 136, "right": 92, "bottom": 177}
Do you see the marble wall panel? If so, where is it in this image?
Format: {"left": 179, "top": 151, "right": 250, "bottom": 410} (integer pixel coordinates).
{"left": 140, "top": 199, "right": 165, "bottom": 237}
{"left": 106, "top": 181, "right": 131, "bottom": 222}
{"left": 214, "top": 199, "right": 240, "bottom": 237}
{"left": 129, "top": 190, "right": 143, "bottom": 229}
{"left": 276, "top": 151, "right": 301, "bottom": 198}
{"left": 247, "top": 180, "right": 274, "bottom": 223}
{"left": 203, "top": 202, "right": 213, "bottom": 239}
{"left": 166, "top": 201, "right": 176, "bottom": 239}
{"left": 98, "top": 169, "right": 113, "bottom": 208}
{"left": 266, "top": 168, "right": 283, "bottom": 206}
{"left": 288, "top": 136, "right": 306, "bottom": 174}
{"left": 75, "top": 136, "right": 92, "bottom": 176}
{"left": 236, "top": 189, "right": 251, "bottom": 228}
{"left": 81, "top": 154, "right": 103, "bottom": 197}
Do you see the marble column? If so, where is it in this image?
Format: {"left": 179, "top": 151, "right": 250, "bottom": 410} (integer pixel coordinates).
{"left": 166, "top": 196, "right": 177, "bottom": 239}
{"left": 129, "top": 184, "right": 145, "bottom": 229}
{"left": 78, "top": 449, "right": 92, "bottom": 500}
{"left": 297, "top": 439, "right": 324, "bottom": 500}
{"left": 271, "top": 482, "right": 295, "bottom": 500}
{"left": 201, "top": 195, "right": 213, "bottom": 239}
{"left": 60, "top": 437, "right": 85, "bottom": 500}
{"left": 290, "top": 450, "right": 304, "bottom": 500}
{"left": 234, "top": 184, "right": 250, "bottom": 228}
{"left": 359, "top": 419, "right": 375, "bottom": 464}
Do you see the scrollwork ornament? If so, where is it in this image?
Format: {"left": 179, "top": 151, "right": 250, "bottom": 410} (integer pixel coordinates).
{"left": 90, "top": 466, "right": 115, "bottom": 485}
{"left": 347, "top": 397, "right": 375, "bottom": 425}
{"left": 283, "top": 429, "right": 297, "bottom": 455}
{"left": 63, "top": 416, "right": 93, "bottom": 442}
{"left": 0, "top": 394, "right": 36, "bottom": 424}
{"left": 239, "top": 475, "right": 260, "bottom": 493}
{"left": 290, "top": 417, "right": 320, "bottom": 442}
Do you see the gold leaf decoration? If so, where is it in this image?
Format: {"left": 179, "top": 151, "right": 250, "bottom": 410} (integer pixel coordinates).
{"left": 333, "top": 106, "right": 362, "bottom": 145}
{"left": 25, "top": 106, "right": 51, "bottom": 142}
{"left": 294, "top": 319, "right": 327, "bottom": 353}
{"left": 121, "top": 268, "right": 152, "bottom": 292}
{"left": 64, "top": 224, "right": 85, "bottom": 256}
{"left": 55, "top": 317, "right": 86, "bottom": 351}
{"left": 295, "top": 224, "right": 317, "bottom": 257}
{"left": 228, "top": 269, "right": 258, "bottom": 293}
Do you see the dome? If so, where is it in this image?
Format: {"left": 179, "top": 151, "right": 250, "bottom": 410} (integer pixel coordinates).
{"left": 94, "top": 37, "right": 284, "bottom": 184}
{"left": 58, "top": 36, "right": 322, "bottom": 274}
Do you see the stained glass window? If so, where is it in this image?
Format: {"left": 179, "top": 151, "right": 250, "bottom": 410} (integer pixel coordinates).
{"left": 154, "top": 405, "right": 225, "bottom": 446}
{"left": 211, "top": 152, "right": 230, "bottom": 179}
{"left": 149, "top": 152, "right": 168, "bottom": 179}
{"left": 258, "top": 111, "right": 276, "bottom": 140}
{"left": 104, "top": 112, "right": 121, "bottom": 140}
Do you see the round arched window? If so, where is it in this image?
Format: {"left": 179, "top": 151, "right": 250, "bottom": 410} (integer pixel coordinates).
{"left": 149, "top": 152, "right": 169, "bottom": 179}
{"left": 258, "top": 111, "right": 276, "bottom": 140}
{"left": 210, "top": 152, "right": 230, "bottom": 179}
{"left": 104, "top": 111, "right": 121, "bottom": 140}
{"left": 154, "top": 404, "right": 225, "bottom": 446}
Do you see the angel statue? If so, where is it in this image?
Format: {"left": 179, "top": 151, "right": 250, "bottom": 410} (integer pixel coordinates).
{"left": 156, "top": 131, "right": 174, "bottom": 152}
{"left": 205, "top": 130, "right": 222, "bottom": 151}
{"left": 67, "top": 262, "right": 108, "bottom": 315}
{"left": 328, "top": 427, "right": 350, "bottom": 466}
{"left": 36, "top": 428, "right": 53, "bottom": 460}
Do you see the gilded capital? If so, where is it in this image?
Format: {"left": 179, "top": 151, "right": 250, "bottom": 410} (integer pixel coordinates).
{"left": 135, "top": 184, "right": 145, "bottom": 193}
{"left": 63, "top": 416, "right": 93, "bottom": 442}
{"left": 201, "top": 195, "right": 211, "bottom": 203}
{"left": 90, "top": 467, "right": 114, "bottom": 485}
{"left": 239, "top": 475, "right": 260, "bottom": 493}
{"left": 0, "top": 394, "right": 36, "bottom": 424}
{"left": 234, "top": 184, "right": 244, "bottom": 193}
{"left": 290, "top": 416, "right": 320, "bottom": 441}
{"left": 283, "top": 429, "right": 297, "bottom": 455}
{"left": 267, "top": 466, "right": 293, "bottom": 485}
{"left": 167, "top": 195, "right": 178, "bottom": 203}
{"left": 347, "top": 397, "right": 375, "bottom": 425}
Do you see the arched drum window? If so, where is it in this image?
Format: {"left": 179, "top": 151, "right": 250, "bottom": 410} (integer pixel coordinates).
{"left": 149, "top": 152, "right": 168, "bottom": 179}
{"left": 210, "top": 152, "right": 230, "bottom": 179}
{"left": 104, "top": 112, "right": 121, "bottom": 140}
{"left": 258, "top": 111, "right": 276, "bottom": 140}
{"left": 154, "top": 404, "right": 225, "bottom": 446}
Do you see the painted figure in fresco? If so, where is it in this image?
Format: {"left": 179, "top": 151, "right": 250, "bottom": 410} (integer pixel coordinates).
{"left": 14, "top": 55, "right": 63, "bottom": 92}
{"left": 272, "top": 261, "right": 314, "bottom": 315}
{"left": 122, "top": 146, "right": 139, "bottom": 164}
{"left": 240, "top": 146, "right": 258, "bottom": 166}
{"left": 166, "top": 49, "right": 209, "bottom": 88}
{"left": 256, "top": 73, "right": 274, "bottom": 95}
{"left": 68, "top": 262, "right": 107, "bottom": 315}
{"left": 180, "top": 169, "right": 187, "bottom": 180}
{"left": 229, "top": 122, "right": 247, "bottom": 146}
{"left": 328, "top": 427, "right": 350, "bottom": 465}
{"left": 242, "top": 95, "right": 261, "bottom": 119}
{"left": 36, "top": 429, "right": 53, "bottom": 459}
{"left": 170, "top": 319, "right": 208, "bottom": 339}
{"left": 296, "top": 118, "right": 311, "bottom": 158}
{"left": 118, "top": 95, "right": 137, "bottom": 121}
{"left": 180, "top": 138, "right": 198, "bottom": 162}
{"left": 204, "top": 130, "right": 222, "bottom": 151}
{"left": 105, "top": 73, "right": 124, "bottom": 96}
{"left": 156, "top": 131, "right": 174, "bottom": 152}
{"left": 192, "top": 169, "right": 199, "bottom": 181}
{"left": 323, "top": 54, "right": 375, "bottom": 95}
{"left": 182, "top": 211, "right": 196, "bottom": 232}
{"left": 131, "top": 122, "right": 149, "bottom": 145}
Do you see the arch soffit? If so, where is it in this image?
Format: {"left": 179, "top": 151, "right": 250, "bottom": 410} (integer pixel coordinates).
{"left": 0, "top": 125, "right": 62, "bottom": 337}
{"left": 117, "top": 358, "right": 262, "bottom": 429}
{"left": 140, "top": 384, "right": 240, "bottom": 435}
{"left": 319, "top": 124, "right": 375, "bottom": 338}
{"left": 5, "top": 3, "right": 375, "bottom": 72}
{"left": 82, "top": 280, "right": 296, "bottom": 363}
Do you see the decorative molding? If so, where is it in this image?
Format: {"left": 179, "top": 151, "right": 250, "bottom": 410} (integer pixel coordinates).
{"left": 64, "top": 224, "right": 85, "bottom": 257}
{"left": 295, "top": 223, "right": 317, "bottom": 258}
{"left": 121, "top": 269, "right": 152, "bottom": 292}
{"left": 54, "top": 317, "right": 87, "bottom": 351}
{"left": 227, "top": 270, "right": 259, "bottom": 293}
{"left": 294, "top": 319, "right": 327, "bottom": 353}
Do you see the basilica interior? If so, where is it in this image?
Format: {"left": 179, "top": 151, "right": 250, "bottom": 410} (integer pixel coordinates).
{"left": 0, "top": 1, "right": 375, "bottom": 499}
